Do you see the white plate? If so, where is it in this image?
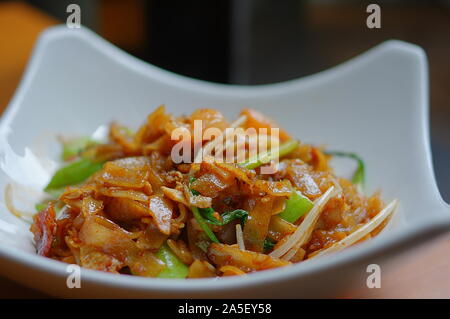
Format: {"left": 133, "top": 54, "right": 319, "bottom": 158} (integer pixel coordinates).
{"left": 0, "top": 26, "right": 448, "bottom": 298}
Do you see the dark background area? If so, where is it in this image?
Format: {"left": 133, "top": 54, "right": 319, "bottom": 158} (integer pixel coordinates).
{"left": 6, "top": 0, "right": 450, "bottom": 202}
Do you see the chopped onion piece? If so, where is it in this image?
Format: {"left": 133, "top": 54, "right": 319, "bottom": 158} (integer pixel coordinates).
{"left": 309, "top": 199, "right": 398, "bottom": 259}
{"left": 269, "top": 186, "right": 335, "bottom": 258}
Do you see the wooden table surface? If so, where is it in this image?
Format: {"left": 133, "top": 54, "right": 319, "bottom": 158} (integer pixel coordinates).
{"left": 0, "top": 1, "right": 449, "bottom": 299}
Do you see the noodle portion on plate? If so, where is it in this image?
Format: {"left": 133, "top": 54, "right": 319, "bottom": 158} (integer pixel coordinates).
{"left": 25, "top": 106, "right": 396, "bottom": 278}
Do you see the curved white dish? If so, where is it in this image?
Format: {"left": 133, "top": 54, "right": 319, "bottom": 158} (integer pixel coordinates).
{"left": 0, "top": 26, "right": 448, "bottom": 298}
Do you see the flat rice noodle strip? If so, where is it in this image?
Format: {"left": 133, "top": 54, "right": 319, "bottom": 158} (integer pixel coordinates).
{"left": 147, "top": 168, "right": 165, "bottom": 192}
{"left": 191, "top": 162, "right": 235, "bottom": 198}
{"left": 215, "top": 162, "right": 254, "bottom": 185}
{"left": 105, "top": 197, "right": 149, "bottom": 221}
{"left": 190, "top": 108, "right": 229, "bottom": 133}
{"left": 254, "top": 180, "right": 291, "bottom": 196}
{"left": 139, "top": 105, "right": 170, "bottom": 144}
{"left": 174, "top": 203, "right": 189, "bottom": 224}
{"left": 112, "top": 156, "right": 152, "bottom": 170}
{"left": 183, "top": 185, "right": 212, "bottom": 209}
{"left": 219, "top": 265, "right": 247, "bottom": 276}
{"left": 187, "top": 259, "right": 217, "bottom": 278}
{"left": 164, "top": 117, "right": 190, "bottom": 138}
{"left": 143, "top": 182, "right": 154, "bottom": 196}
{"left": 201, "top": 161, "right": 234, "bottom": 184}
{"left": 79, "top": 215, "right": 136, "bottom": 261}
{"left": 149, "top": 173, "right": 165, "bottom": 192}
{"left": 99, "top": 157, "right": 152, "bottom": 189}
{"left": 30, "top": 203, "right": 57, "bottom": 256}
{"left": 191, "top": 173, "right": 227, "bottom": 198}
{"left": 207, "top": 243, "right": 290, "bottom": 273}
{"left": 61, "top": 185, "right": 97, "bottom": 200}
{"left": 65, "top": 235, "right": 81, "bottom": 264}
{"left": 148, "top": 195, "right": 173, "bottom": 235}
{"left": 243, "top": 196, "right": 274, "bottom": 253}
{"left": 240, "top": 108, "right": 291, "bottom": 142}
{"left": 81, "top": 197, "right": 103, "bottom": 217}
{"left": 271, "top": 197, "right": 286, "bottom": 215}
{"left": 136, "top": 221, "right": 168, "bottom": 250}
{"left": 286, "top": 163, "right": 322, "bottom": 199}
{"left": 267, "top": 215, "right": 296, "bottom": 241}
{"left": 142, "top": 134, "right": 173, "bottom": 155}
{"left": 311, "top": 147, "right": 329, "bottom": 172}
{"left": 99, "top": 161, "right": 148, "bottom": 189}
{"left": 79, "top": 216, "right": 157, "bottom": 276}
{"left": 99, "top": 187, "right": 149, "bottom": 202}
{"left": 109, "top": 122, "right": 138, "bottom": 154}
{"left": 309, "top": 199, "right": 398, "bottom": 259}
{"left": 161, "top": 186, "right": 189, "bottom": 206}
{"left": 270, "top": 186, "right": 335, "bottom": 258}
{"left": 59, "top": 185, "right": 97, "bottom": 212}
{"left": 79, "top": 245, "right": 123, "bottom": 272}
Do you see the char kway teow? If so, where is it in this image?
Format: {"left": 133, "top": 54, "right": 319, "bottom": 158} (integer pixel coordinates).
{"left": 11, "top": 106, "right": 397, "bottom": 278}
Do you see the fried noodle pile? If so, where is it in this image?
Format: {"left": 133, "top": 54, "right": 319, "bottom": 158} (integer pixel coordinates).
{"left": 28, "top": 107, "right": 396, "bottom": 278}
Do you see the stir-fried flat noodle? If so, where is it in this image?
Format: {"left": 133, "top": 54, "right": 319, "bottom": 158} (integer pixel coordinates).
{"left": 24, "top": 106, "right": 396, "bottom": 278}
{"left": 308, "top": 199, "right": 397, "bottom": 259}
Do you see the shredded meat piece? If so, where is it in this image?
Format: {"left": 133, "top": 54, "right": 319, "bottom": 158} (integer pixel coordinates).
{"left": 30, "top": 204, "right": 57, "bottom": 256}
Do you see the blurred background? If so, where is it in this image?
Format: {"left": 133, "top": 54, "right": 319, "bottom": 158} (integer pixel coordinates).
{"left": 0, "top": 0, "right": 449, "bottom": 202}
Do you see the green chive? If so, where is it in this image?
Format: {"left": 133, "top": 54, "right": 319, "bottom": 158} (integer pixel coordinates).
{"left": 191, "top": 206, "right": 219, "bottom": 243}
{"left": 45, "top": 158, "right": 104, "bottom": 192}
{"left": 156, "top": 243, "right": 189, "bottom": 278}
{"left": 240, "top": 139, "right": 299, "bottom": 170}
{"left": 278, "top": 190, "right": 313, "bottom": 223}
{"left": 326, "top": 151, "right": 366, "bottom": 188}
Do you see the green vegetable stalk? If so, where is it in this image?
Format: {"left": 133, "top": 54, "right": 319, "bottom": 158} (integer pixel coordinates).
{"left": 156, "top": 243, "right": 189, "bottom": 278}
{"left": 326, "top": 151, "right": 365, "bottom": 188}
{"left": 240, "top": 139, "right": 299, "bottom": 170}
{"left": 45, "top": 158, "right": 104, "bottom": 193}
{"left": 189, "top": 177, "right": 219, "bottom": 243}
{"left": 191, "top": 206, "right": 219, "bottom": 243}
{"left": 204, "top": 209, "right": 248, "bottom": 227}
{"left": 278, "top": 190, "right": 313, "bottom": 223}
{"left": 192, "top": 206, "right": 248, "bottom": 243}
